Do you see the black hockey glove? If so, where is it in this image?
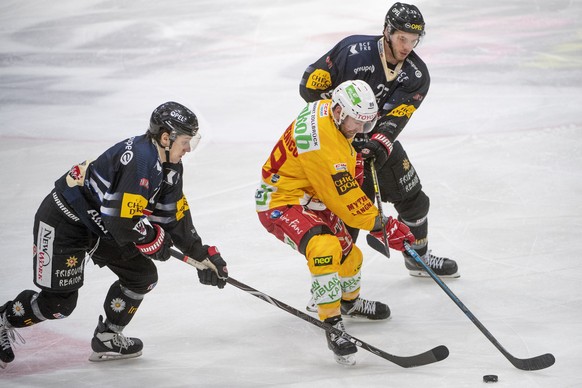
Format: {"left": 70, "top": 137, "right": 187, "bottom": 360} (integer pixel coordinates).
{"left": 135, "top": 224, "right": 173, "bottom": 261}
{"left": 360, "top": 133, "right": 393, "bottom": 169}
{"left": 196, "top": 246, "right": 228, "bottom": 289}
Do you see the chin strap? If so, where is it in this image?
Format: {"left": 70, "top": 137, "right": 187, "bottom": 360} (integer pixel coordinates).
{"left": 378, "top": 36, "right": 403, "bottom": 82}
{"left": 164, "top": 146, "right": 171, "bottom": 163}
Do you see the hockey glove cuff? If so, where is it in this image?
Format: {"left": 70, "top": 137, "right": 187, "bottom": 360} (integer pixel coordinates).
{"left": 360, "top": 133, "right": 393, "bottom": 169}
{"left": 135, "top": 224, "right": 173, "bottom": 261}
{"left": 370, "top": 216, "right": 415, "bottom": 252}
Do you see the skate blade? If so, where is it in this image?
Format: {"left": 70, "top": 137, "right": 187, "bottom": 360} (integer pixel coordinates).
{"left": 89, "top": 350, "right": 142, "bottom": 362}
{"left": 0, "top": 360, "right": 7, "bottom": 369}
{"left": 333, "top": 353, "right": 356, "bottom": 366}
{"left": 341, "top": 314, "right": 391, "bottom": 321}
{"left": 408, "top": 270, "right": 460, "bottom": 278}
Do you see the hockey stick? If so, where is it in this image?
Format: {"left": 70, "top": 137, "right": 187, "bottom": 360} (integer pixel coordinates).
{"left": 402, "top": 243, "right": 555, "bottom": 370}
{"left": 171, "top": 248, "right": 449, "bottom": 368}
{"left": 368, "top": 157, "right": 390, "bottom": 258}
{"left": 367, "top": 237, "right": 555, "bottom": 370}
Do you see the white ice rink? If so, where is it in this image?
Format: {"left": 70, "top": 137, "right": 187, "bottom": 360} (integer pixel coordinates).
{"left": 1, "top": 0, "right": 581, "bottom": 386}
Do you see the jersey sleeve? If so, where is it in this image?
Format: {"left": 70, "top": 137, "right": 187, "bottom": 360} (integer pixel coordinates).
{"left": 299, "top": 40, "right": 351, "bottom": 102}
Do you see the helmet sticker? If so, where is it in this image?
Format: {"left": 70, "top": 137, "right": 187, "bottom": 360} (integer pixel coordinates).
{"left": 345, "top": 85, "right": 362, "bottom": 105}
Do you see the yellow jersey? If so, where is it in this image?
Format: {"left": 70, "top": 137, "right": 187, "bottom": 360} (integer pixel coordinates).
{"left": 256, "top": 100, "right": 378, "bottom": 231}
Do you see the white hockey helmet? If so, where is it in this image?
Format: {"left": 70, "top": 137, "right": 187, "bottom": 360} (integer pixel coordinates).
{"left": 331, "top": 80, "right": 378, "bottom": 133}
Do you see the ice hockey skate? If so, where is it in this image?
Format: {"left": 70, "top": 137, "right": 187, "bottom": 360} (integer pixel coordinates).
{"left": 324, "top": 316, "right": 357, "bottom": 366}
{"left": 89, "top": 315, "right": 143, "bottom": 362}
{"left": 340, "top": 297, "right": 390, "bottom": 320}
{"left": 404, "top": 250, "right": 459, "bottom": 278}
{"left": 0, "top": 302, "right": 24, "bottom": 369}
{"left": 306, "top": 294, "right": 317, "bottom": 313}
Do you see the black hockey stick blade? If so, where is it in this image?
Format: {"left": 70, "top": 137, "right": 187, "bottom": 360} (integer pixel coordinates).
{"left": 171, "top": 248, "right": 449, "bottom": 368}
{"left": 507, "top": 353, "right": 555, "bottom": 371}
{"left": 367, "top": 233, "right": 390, "bottom": 258}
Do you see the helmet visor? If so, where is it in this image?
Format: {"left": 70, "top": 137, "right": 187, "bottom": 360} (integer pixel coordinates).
{"left": 363, "top": 118, "right": 378, "bottom": 133}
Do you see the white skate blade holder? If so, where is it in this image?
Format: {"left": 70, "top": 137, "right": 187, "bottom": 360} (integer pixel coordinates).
{"left": 334, "top": 353, "right": 356, "bottom": 366}
{"left": 89, "top": 350, "right": 143, "bottom": 362}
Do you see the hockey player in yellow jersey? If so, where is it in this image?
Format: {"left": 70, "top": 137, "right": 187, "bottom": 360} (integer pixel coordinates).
{"left": 255, "top": 80, "right": 415, "bottom": 365}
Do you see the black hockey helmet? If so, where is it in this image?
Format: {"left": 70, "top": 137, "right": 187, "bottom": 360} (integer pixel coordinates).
{"left": 148, "top": 101, "right": 199, "bottom": 142}
{"left": 384, "top": 2, "right": 425, "bottom": 36}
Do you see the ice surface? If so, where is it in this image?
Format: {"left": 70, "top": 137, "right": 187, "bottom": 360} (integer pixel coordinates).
{"left": 1, "top": 0, "right": 581, "bottom": 386}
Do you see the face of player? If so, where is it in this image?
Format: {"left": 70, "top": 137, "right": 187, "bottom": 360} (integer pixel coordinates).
{"left": 386, "top": 29, "right": 421, "bottom": 62}
{"left": 168, "top": 134, "right": 193, "bottom": 163}
{"left": 339, "top": 116, "right": 367, "bottom": 140}
{"left": 159, "top": 133, "right": 196, "bottom": 163}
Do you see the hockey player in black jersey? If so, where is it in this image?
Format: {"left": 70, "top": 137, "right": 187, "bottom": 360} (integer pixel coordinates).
{"left": 0, "top": 101, "right": 228, "bottom": 368}
{"left": 300, "top": 2, "right": 459, "bottom": 280}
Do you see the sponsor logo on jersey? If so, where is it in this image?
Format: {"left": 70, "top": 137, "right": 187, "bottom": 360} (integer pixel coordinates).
{"left": 120, "top": 193, "right": 148, "bottom": 218}
{"left": 318, "top": 101, "right": 329, "bottom": 117}
{"left": 87, "top": 209, "right": 109, "bottom": 234}
{"left": 36, "top": 221, "right": 54, "bottom": 288}
{"left": 334, "top": 162, "right": 348, "bottom": 172}
{"left": 388, "top": 103, "right": 416, "bottom": 118}
{"left": 294, "top": 103, "right": 320, "bottom": 154}
{"left": 176, "top": 195, "right": 190, "bottom": 221}
{"left": 311, "top": 275, "right": 341, "bottom": 303}
{"left": 348, "top": 42, "right": 372, "bottom": 56}
{"left": 306, "top": 69, "right": 332, "bottom": 91}
{"left": 55, "top": 258, "right": 84, "bottom": 288}
{"left": 353, "top": 65, "right": 375, "bottom": 75}
{"left": 65, "top": 256, "right": 78, "bottom": 268}
{"left": 269, "top": 209, "right": 282, "bottom": 219}
{"left": 120, "top": 137, "right": 135, "bottom": 165}
{"left": 347, "top": 194, "right": 373, "bottom": 216}
{"left": 280, "top": 212, "right": 303, "bottom": 235}
{"left": 139, "top": 178, "right": 149, "bottom": 189}
{"left": 398, "top": 161, "right": 420, "bottom": 193}
{"left": 332, "top": 171, "right": 358, "bottom": 195}
{"left": 313, "top": 255, "right": 333, "bottom": 267}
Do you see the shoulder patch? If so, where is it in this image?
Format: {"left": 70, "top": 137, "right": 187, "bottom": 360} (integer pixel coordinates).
{"left": 306, "top": 69, "right": 332, "bottom": 91}
{"left": 318, "top": 101, "right": 330, "bottom": 118}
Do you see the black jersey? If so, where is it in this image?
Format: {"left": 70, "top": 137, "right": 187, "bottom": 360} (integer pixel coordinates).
{"left": 299, "top": 34, "right": 430, "bottom": 142}
{"left": 54, "top": 134, "right": 205, "bottom": 259}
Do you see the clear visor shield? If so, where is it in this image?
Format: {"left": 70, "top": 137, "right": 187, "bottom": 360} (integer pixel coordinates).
{"left": 190, "top": 132, "right": 202, "bottom": 151}
{"left": 363, "top": 118, "right": 378, "bottom": 133}
{"left": 354, "top": 112, "right": 378, "bottom": 133}
{"left": 389, "top": 30, "right": 422, "bottom": 48}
